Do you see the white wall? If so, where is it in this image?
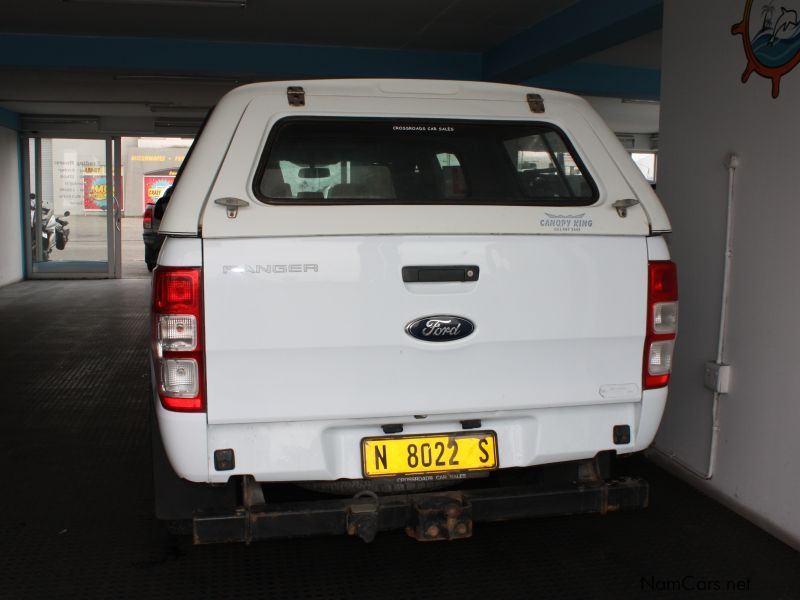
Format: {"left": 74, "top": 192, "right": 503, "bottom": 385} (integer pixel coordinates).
{"left": 584, "top": 96, "right": 660, "bottom": 135}
{"left": 0, "top": 126, "right": 22, "bottom": 286}
{"left": 655, "top": 0, "right": 800, "bottom": 549}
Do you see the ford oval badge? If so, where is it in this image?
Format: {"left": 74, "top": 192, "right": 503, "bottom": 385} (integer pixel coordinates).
{"left": 405, "top": 315, "right": 475, "bottom": 342}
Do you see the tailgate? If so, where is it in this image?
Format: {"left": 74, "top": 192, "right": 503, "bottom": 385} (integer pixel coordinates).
{"left": 202, "top": 235, "right": 647, "bottom": 424}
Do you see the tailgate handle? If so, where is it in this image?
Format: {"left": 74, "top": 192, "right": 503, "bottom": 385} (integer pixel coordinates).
{"left": 402, "top": 266, "right": 479, "bottom": 283}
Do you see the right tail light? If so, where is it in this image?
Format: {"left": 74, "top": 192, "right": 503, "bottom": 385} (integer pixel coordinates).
{"left": 644, "top": 261, "right": 678, "bottom": 389}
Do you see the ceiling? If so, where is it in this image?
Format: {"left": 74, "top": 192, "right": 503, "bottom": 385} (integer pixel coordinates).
{"left": 583, "top": 30, "right": 662, "bottom": 70}
{"left": 1, "top": 0, "right": 578, "bottom": 52}
{"left": 0, "top": 0, "right": 663, "bottom": 133}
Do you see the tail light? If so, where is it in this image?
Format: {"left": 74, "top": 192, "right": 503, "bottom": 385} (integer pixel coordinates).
{"left": 143, "top": 203, "right": 154, "bottom": 230}
{"left": 152, "top": 267, "right": 205, "bottom": 411}
{"left": 644, "top": 261, "right": 678, "bottom": 389}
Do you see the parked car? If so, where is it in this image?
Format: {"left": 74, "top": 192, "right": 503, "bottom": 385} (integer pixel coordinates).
{"left": 150, "top": 79, "right": 677, "bottom": 544}
{"left": 143, "top": 186, "right": 173, "bottom": 271}
{"left": 142, "top": 202, "right": 156, "bottom": 270}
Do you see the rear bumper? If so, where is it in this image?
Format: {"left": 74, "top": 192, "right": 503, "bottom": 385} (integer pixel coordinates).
{"left": 143, "top": 232, "right": 164, "bottom": 264}
{"left": 154, "top": 378, "right": 668, "bottom": 483}
{"left": 193, "top": 476, "right": 650, "bottom": 544}
{"left": 142, "top": 231, "right": 157, "bottom": 246}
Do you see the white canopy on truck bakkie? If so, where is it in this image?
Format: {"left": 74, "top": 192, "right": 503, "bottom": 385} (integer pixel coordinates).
{"left": 158, "top": 79, "right": 670, "bottom": 238}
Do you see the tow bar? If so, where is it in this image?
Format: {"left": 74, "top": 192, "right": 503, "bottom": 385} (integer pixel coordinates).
{"left": 193, "top": 477, "right": 649, "bottom": 544}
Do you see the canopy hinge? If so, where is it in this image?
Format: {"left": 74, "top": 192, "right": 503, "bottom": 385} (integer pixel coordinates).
{"left": 287, "top": 86, "right": 306, "bottom": 107}
{"left": 527, "top": 93, "right": 545, "bottom": 113}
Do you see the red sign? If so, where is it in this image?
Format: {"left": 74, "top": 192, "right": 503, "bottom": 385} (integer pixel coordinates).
{"left": 143, "top": 174, "right": 176, "bottom": 209}
{"left": 83, "top": 174, "right": 107, "bottom": 211}
{"left": 82, "top": 165, "right": 123, "bottom": 212}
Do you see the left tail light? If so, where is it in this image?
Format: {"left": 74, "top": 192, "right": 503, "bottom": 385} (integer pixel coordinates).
{"left": 143, "top": 203, "right": 154, "bottom": 230}
{"left": 643, "top": 261, "right": 678, "bottom": 389}
{"left": 152, "top": 267, "right": 205, "bottom": 411}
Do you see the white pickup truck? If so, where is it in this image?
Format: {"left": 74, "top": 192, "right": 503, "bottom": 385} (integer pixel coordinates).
{"left": 150, "top": 79, "right": 677, "bottom": 543}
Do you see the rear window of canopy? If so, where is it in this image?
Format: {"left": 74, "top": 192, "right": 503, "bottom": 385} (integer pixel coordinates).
{"left": 254, "top": 118, "right": 597, "bottom": 206}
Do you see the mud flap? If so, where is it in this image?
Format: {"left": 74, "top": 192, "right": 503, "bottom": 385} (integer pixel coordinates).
{"left": 150, "top": 395, "right": 237, "bottom": 523}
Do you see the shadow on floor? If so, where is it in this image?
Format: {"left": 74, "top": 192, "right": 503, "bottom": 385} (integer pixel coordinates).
{"left": 0, "top": 279, "right": 797, "bottom": 599}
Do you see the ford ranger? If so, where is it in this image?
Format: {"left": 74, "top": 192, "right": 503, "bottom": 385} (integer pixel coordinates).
{"left": 150, "top": 79, "right": 677, "bottom": 543}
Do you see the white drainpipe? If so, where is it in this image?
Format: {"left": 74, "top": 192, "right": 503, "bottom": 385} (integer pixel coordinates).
{"left": 705, "top": 152, "right": 739, "bottom": 478}
{"left": 656, "top": 153, "right": 738, "bottom": 479}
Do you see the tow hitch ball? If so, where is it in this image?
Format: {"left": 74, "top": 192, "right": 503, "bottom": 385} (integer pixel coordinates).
{"left": 346, "top": 492, "right": 473, "bottom": 543}
{"left": 408, "top": 494, "right": 472, "bottom": 542}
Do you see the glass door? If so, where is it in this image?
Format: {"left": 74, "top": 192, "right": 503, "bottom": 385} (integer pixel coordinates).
{"left": 24, "top": 136, "right": 122, "bottom": 278}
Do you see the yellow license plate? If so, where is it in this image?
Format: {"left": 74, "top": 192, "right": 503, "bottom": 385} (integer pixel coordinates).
{"left": 361, "top": 431, "right": 498, "bottom": 478}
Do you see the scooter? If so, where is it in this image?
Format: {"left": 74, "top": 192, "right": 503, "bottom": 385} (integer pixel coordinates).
{"left": 30, "top": 195, "right": 70, "bottom": 260}
{"left": 51, "top": 209, "right": 71, "bottom": 253}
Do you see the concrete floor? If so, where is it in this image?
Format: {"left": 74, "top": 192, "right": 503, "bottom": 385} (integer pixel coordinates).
{"left": 0, "top": 279, "right": 798, "bottom": 599}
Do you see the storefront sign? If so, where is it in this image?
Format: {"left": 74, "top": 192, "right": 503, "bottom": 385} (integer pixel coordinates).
{"left": 83, "top": 166, "right": 107, "bottom": 211}
{"left": 143, "top": 173, "right": 176, "bottom": 209}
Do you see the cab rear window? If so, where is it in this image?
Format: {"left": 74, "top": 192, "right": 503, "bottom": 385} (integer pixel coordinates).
{"left": 254, "top": 118, "right": 597, "bottom": 206}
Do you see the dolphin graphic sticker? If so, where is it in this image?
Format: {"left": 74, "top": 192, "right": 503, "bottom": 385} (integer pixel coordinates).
{"left": 732, "top": 0, "right": 800, "bottom": 97}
